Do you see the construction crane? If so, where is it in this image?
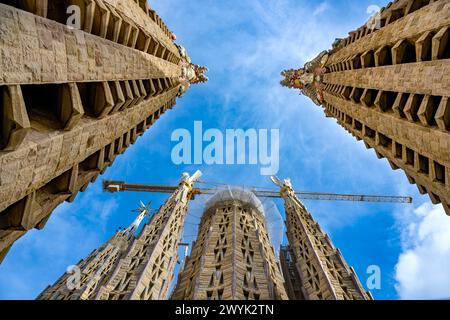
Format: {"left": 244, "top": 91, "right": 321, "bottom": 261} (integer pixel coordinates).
{"left": 103, "top": 178, "right": 412, "bottom": 267}
{"left": 102, "top": 180, "right": 413, "bottom": 204}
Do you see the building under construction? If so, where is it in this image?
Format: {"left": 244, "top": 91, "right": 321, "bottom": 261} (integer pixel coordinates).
{"left": 37, "top": 171, "right": 388, "bottom": 300}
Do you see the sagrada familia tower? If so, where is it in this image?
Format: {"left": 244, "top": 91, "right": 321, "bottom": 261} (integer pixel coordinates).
{"left": 0, "top": 0, "right": 207, "bottom": 263}
{"left": 38, "top": 171, "right": 372, "bottom": 300}
{"left": 281, "top": 0, "right": 450, "bottom": 216}
{"left": 1, "top": 0, "right": 448, "bottom": 302}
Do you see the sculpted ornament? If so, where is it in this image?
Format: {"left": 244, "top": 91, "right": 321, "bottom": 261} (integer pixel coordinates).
{"left": 177, "top": 45, "right": 209, "bottom": 96}
{"left": 280, "top": 50, "right": 329, "bottom": 104}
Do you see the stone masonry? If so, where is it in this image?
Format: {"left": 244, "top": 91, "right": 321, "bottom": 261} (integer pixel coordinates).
{"left": 38, "top": 171, "right": 202, "bottom": 300}
{"left": 0, "top": 0, "right": 205, "bottom": 263}
{"left": 281, "top": 0, "right": 450, "bottom": 216}
{"left": 37, "top": 174, "right": 372, "bottom": 300}
{"left": 171, "top": 188, "right": 289, "bottom": 300}
{"left": 272, "top": 177, "right": 372, "bottom": 300}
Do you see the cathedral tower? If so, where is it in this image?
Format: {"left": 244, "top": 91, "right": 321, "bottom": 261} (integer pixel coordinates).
{"left": 0, "top": 1, "right": 207, "bottom": 262}
{"left": 281, "top": 0, "right": 450, "bottom": 215}
{"left": 171, "top": 188, "right": 289, "bottom": 300}
{"left": 272, "top": 177, "right": 372, "bottom": 300}
{"left": 37, "top": 201, "right": 150, "bottom": 300}
{"left": 37, "top": 170, "right": 202, "bottom": 300}
{"left": 38, "top": 173, "right": 374, "bottom": 300}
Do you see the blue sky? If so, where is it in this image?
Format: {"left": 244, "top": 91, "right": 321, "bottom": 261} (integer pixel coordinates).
{"left": 1, "top": 0, "right": 450, "bottom": 300}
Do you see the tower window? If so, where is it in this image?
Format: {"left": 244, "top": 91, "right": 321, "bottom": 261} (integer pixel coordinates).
{"left": 378, "top": 91, "right": 397, "bottom": 112}
{"left": 387, "top": 8, "right": 405, "bottom": 24}
{"left": 395, "top": 93, "right": 409, "bottom": 118}
{"left": 21, "top": 84, "right": 69, "bottom": 130}
{"left": 418, "top": 155, "right": 430, "bottom": 175}
{"left": 378, "top": 133, "right": 392, "bottom": 149}
{"left": 434, "top": 162, "right": 446, "bottom": 184}
{"left": 352, "top": 54, "right": 362, "bottom": 69}
{"left": 393, "top": 39, "right": 417, "bottom": 64}
{"left": 361, "top": 50, "right": 375, "bottom": 68}
{"left": 417, "top": 31, "right": 434, "bottom": 62}
{"left": 395, "top": 143, "right": 403, "bottom": 159}
{"left": 406, "top": 0, "right": 430, "bottom": 14}
{"left": 345, "top": 115, "right": 353, "bottom": 125}
{"left": 405, "top": 148, "right": 415, "bottom": 166}
{"left": 351, "top": 88, "right": 364, "bottom": 103}
{"left": 364, "top": 126, "right": 375, "bottom": 139}
{"left": 136, "top": 29, "right": 149, "bottom": 52}
{"left": 375, "top": 45, "right": 393, "bottom": 66}
{"left": 408, "top": 94, "right": 424, "bottom": 122}
{"left": 362, "top": 89, "right": 377, "bottom": 107}
{"left": 434, "top": 27, "right": 450, "bottom": 60}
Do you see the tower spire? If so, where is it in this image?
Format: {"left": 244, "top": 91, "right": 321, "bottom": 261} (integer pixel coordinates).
{"left": 118, "top": 201, "right": 153, "bottom": 241}
{"left": 37, "top": 202, "right": 154, "bottom": 300}
{"left": 94, "top": 170, "right": 202, "bottom": 300}
{"left": 280, "top": 0, "right": 450, "bottom": 216}
{"left": 38, "top": 171, "right": 202, "bottom": 300}
{"left": 171, "top": 187, "right": 288, "bottom": 300}
{"left": 271, "top": 176, "right": 372, "bottom": 300}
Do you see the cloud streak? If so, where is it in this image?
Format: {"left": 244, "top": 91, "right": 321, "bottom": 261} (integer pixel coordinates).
{"left": 313, "top": 2, "right": 330, "bottom": 16}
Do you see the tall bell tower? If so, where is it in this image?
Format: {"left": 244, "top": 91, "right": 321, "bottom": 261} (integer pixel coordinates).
{"left": 271, "top": 176, "right": 372, "bottom": 300}
{"left": 37, "top": 171, "right": 202, "bottom": 300}
{"left": 281, "top": 0, "right": 450, "bottom": 216}
{"left": 0, "top": 0, "right": 207, "bottom": 263}
{"left": 171, "top": 188, "right": 289, "bottom": 300}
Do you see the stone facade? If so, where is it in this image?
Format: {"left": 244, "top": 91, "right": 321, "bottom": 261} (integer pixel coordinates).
{"left": 272, "top": 177, "right": 372, "bottom": 300}
{"left": 0, "top": 1, "right": 205, "bottom": 262}
{"left": 281, "top": 0, "right": 450, "bottom": 216}
{"left": 38, "top": 171, "right": 202, "bottom": 300}
{"left": 171, "top": 188, "right": 289, "bottom": 300}
{"left": 279, "top": 246, "right": 305, "bottom": 300}
{"left": 37, "top": 175, "right": 371, "bottom": 300}
{"left": 37, "top": 200, "right": 149, "bottom": 300}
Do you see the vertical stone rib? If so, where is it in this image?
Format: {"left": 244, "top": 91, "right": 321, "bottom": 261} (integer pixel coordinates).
{"left": 272, "top": 177, "right": 371, "bottom": 300}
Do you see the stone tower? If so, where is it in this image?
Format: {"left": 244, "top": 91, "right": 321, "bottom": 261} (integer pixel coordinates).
{"left": 37, "top": 201, "right": 150, "bottom": 300}
{"left": 37, "top": 170, "right": 202, "bottom": 300}
{"left": 171, "top": 188, "right": 289, "bottom": 300}
{"left": 279, "top": 246, "right": 305, "bottom": 300}
{"left": 37, "top": 173, "right": 373, "bottom": 300}
{"left": 281, "top": 0, "right": 450, "bottom": 215}
{"left": 0, "top": 0, "right": 207, "bottom": 263}
{"left": 272, "top": 176, "right": 372, "bottom": 300}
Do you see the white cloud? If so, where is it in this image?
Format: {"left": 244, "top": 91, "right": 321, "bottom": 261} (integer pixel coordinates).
{"left": 394, "top": 202, "right": 450, "bottom": 300}
{"left": 313, "top": 2, "right": 330, "bottom": 16}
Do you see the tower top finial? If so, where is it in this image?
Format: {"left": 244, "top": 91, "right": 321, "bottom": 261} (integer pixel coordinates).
{"left": 280, "top": 68, "right": 306, "bottom": 89}
{"left": 270, "top": 176, "right": 292, "bottom": 189}
{"left": 176, "top": 44, "right": 208, "bottom": 97}
{"left": 181, "top": 170, "right": 203, "bottom": 185}
{"left": 119, "top": 201, "right": 154, "bottom": 240}
{"left": 280, "top": 51, "right": 329, "bottom": 104}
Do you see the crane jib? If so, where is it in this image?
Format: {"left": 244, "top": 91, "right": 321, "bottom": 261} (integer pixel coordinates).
{"left": 102, "top": 180, "right": 412, "bottom": 204}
